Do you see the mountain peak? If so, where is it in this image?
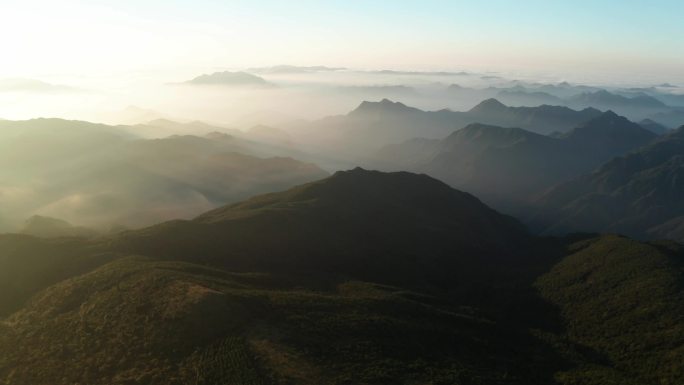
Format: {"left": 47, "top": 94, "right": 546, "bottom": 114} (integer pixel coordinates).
{"left": 571, "top": 90, "right": 666, "bottom": 108}
{"left": 468, "top": 98, "right": 508, "bottom": 114}
{"left": 564, "top": 111, "right": 656, "bottom": 144}
{"left": 639, "top": 119, "right": 670, "bottom": 135}
{"left": 117, "top": 169, "right": 528, "bottom": 276}
{"left": 581, "top": 107, "right": 603, "bottom": 114}
{"left": 600, "top": 110, "right": 620, "bottom": 119}
{"left": 446, "top": 123, "right": 539, "bottom": 146}
{"left": 574, "top": 110, "right": 639, "bottom": 130}
{"left": 350, "top": 99, "right": 420, "bottom": 116}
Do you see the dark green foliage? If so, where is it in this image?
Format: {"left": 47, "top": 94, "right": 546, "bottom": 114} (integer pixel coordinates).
{"left": 536, "top": 235, "right": 684, "bottom": 384}
{"left": 184, "top": 337, "right": 271, "bottom": 385}
{"left": 110, "top": 168, "right": 530, "bottom": 285}
{"left": 0, "top": 170, "right": 682, "bottom": 384}
{"left": 0, "top": 257, "right": 562, "bottom": 385}
{"left": 0, "top": 234, "right": 114, "bottom": 316}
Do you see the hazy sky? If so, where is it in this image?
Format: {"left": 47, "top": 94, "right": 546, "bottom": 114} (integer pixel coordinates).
{"left": 2, "top": 0, "right": 683, "bottom": 79}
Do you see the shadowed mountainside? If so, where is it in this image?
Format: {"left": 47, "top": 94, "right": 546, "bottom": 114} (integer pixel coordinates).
{"left": 532, "top": 126, "right": 684, "bottom": 240}
{"left": 292, "top": 98, "right": 602, "bottom": 159}
{"left": 0, "top": 169, "right": 682, "bottom": 384}
{"left": 373, "top": 111, "right": 656, "bottom": 211}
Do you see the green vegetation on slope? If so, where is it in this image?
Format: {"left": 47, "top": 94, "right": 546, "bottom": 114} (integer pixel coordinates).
{"left": 537, "top": 235, "right": 684, "bottom": 385}
{"left": 0, "top": 170, "right": 682, "bottom": 385}
{"left": 0, "top": 257, "right": 564, "bottom": 385}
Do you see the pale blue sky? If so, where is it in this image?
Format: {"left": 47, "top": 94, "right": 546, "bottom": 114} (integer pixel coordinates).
{"left": 1, "top": 0, "right": 683, "bottom": 77}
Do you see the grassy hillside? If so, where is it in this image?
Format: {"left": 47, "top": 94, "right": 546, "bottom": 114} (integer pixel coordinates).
{"left": 109, "top": 168, "right": 531, "bottom": 286}
{"left": 0, "top": 234, "right": 115, "bottom": 316}
{"left": 0, "top": 171, "right": 682, "bottom": 384}
{"left": 0, "top": 257, "right": 564, "bottom": 385}
{"left": 2, "top": 235, "right": 681, "bottom": 385}
{"left": 537, "top": 235, "right": 684, "bottom": 384}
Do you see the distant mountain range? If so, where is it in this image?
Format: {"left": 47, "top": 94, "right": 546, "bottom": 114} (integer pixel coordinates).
{"left": 19, "top": 215, "right": 99, "bottom": 238}
{"left": 639, "top": 118, "right": 670, "bottom": 135}
{"left": 0, "top": 169, "right": 681, "bottom": 384}
{"left": 568, "top": 89, "right": 667, "bottom": 109}
{"left": 293, "top": 98, "right": 604, "bottom": 160}
{"left": 0, "top": 118, "right": 326, "bottom": 232}
{"left": 446, "top": 83, "right": 684, "bottom": 126}
{"left": 373, "top": 110, "right": 656, "bottom": 208}
{"left": 532, "top": 126, "right": 684, "bottom": 242}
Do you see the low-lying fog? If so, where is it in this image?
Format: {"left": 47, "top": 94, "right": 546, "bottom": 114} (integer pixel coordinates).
{"left": 1, "top": 65, "right": 684, "bottom": 235}
{"left": 2, "top": 67, "right": 683, "bottom": 129}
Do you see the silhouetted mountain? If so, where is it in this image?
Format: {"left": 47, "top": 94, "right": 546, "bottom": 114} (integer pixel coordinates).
{"left": 647, "top": 107, "right": 684, "bottom": 128}
{"left": 443, "top": 83, "right": 684, "bottom": 124}
{"left": 531, "top": 82, "right": 601, "bottom": 98}
{"left": 618, "top": 86, "right": 684, "bottom": 107}
{"left": 185, "top": 71, "right": 273, "bottom": 87}
{"left": 653, "top": 92, "right": 684, "bottom": 107}
{"left": 444, "top": 82, "right": 601, "bottom": 107}
{"left": 111, "top": 168, "right": 529, "bottom": 281}
{"left": 569, "top": 90, "right": 667, "bottom": 109}
{"left": 19, "top": 215, "right": 98, "bottom": 238}
{"left": 566, "top": 90, "right": 673, "bottom": 121}
{"left": 496, "top": 89, "right": 564, "bottom": 106}
{"left": 639, "top": 118, "right": 670, "bottom": 134}
{"left": 349, "top": 98, "right": 423, "bottom": 117}
{"left": 534, "top": 126, "right": 684, "bottom": 239}
{"left": 296, "top": 98, "right": 603, "bottom": 160}
{"left": 561, "top": 110, "right": 657, "bottom": 156}
{"left": 374, "top": 111, "right": 655, "bottom": 209}
{"left": 465, "top": 99, "right": 602, "bottom": 135}
{"left": 467, "top": 97, "right": 508, "bottom": 114}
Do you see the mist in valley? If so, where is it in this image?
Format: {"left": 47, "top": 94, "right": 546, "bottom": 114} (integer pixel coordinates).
{"left": 2, "top": 65, "right": 684, "bottom": 235}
